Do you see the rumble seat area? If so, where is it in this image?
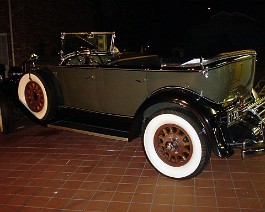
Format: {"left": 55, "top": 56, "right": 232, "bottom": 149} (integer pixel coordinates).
{"left": 108, "top": 55, "right": 161, "bottom": 68}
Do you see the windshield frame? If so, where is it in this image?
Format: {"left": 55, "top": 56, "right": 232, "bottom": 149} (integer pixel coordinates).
{"left": 60, "top": 32, "right": 116, "bottom": 64}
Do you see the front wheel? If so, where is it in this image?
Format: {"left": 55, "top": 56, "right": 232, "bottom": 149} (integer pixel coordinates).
{"left": 143, "top": 110, "right": 210, "bottom": 179}
{"left": 18, "top": 71, "right": 57, "bottom": 121}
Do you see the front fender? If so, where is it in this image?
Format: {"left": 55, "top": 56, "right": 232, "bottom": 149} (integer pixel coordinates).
{"left": 129, "top": 87, "right": 234, "bottom": 158}
{"left": 35, "top": 67, "right": 64, "bottom": 105}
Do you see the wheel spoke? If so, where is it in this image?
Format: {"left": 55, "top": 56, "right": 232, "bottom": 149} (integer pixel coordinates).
{"left": 25, "top": 81, "right": 45, "bottom": 112}
{"left": 162, "top": 128, "right": 168, "bottom": 135}
{"left": 169, "top": 126, "right": 175, "bottom": 133}
{"left": 159, "top": 134, "right": 165, "bottom": 141}
{"left": 154, "top": 123, "right": 193, "bottom": 167}
{"left": 183, "top": 141, "right": 190, "bottom": 146}
{"left": 159, "top": 142, "right": 165, "bottom": 148}
{"left": 179, "top": 153, "right": 187, "bottom": 160}
{"left": 179, "top": 134, "right": 187, "bottom": 141}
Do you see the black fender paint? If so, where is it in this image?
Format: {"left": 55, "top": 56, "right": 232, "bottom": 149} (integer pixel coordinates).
{"left": 129, "top": 87, "right": 234, "bottom": 158}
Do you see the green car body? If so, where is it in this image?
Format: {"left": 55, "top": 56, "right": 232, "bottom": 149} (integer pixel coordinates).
{"left": 52, "top": 50, "right": 256, "bottom": 115}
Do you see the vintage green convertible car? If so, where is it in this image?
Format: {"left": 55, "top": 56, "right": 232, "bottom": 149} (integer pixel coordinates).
{"left": 4, "top": 32, "right": 265, "bottom": 179}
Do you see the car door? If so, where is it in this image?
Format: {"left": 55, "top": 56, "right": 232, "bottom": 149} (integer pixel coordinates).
{"left": 52, "top": 66, "right": 102, "bottom": 111}
{"left": 100, "top": 68, "right": 148, "bottom": 116}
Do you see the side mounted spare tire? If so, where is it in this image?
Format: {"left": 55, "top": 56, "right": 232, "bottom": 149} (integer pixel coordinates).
{"left": 0, "top": 92, "right": 15, "bottom": 134}
{"left": 18, "top": 71, "right": 57, "bottom": 121}
{"left": 143, "top": 110, "right": 210, "bottom": 179}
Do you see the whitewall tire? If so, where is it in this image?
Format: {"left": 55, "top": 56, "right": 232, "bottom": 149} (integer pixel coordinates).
{"left": 143, "top": 110, "right": 210, "bottom": 179}
{"left": 18, "top": 71, "right": 56, "bottom": 121}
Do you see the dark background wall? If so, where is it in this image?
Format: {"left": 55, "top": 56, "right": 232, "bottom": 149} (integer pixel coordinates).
{"left": 93, "top": 0, "right": 265, "bottom": 81}
{"left": 0, "top": 0, "right": 94, "bottom": 68}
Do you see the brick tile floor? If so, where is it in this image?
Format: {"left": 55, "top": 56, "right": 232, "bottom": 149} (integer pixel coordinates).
{"left": 0, "top": 120, "right": 265, "bottom": 211}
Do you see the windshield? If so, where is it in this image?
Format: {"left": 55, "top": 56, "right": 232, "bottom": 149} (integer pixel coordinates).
{"left": 60, "top": 32, "right": 115, "bottom": 59}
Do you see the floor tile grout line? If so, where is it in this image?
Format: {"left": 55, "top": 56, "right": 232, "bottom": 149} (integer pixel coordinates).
{"left": 210, "top": 157, "right": 219, "bottom": 212}
{"left": 34, "top": 147, "right": 78, "bottom": 210}
{"left": 172, "top": 173, "right": 176, "bottom": 212}
{"left": 193, "top": 176, "right": 196, "bottom": 212}
{"left": 52, "top": 137, "right": 127, "bottom": 207}
{"left": 44, "top": 136, "right": 106, "bottom": 210}
{"left": 148, "top": 169, "right": 160, "bottom": 212}
{"left": 102, "top": 140, "right": 141, "bottom": 211}
{"left": 227, "top": 157, "right": 242, "bottom": 212}
{"left": 125, "top": 141, "right": 150, "bottom": 212}
{"left": 243, "top": 156, "right": 264, "bottom": 210}
{"left": 5, "top": 148, "right": 56, "bottom": 210}
{"left": 71, "top": 138, "right": 135, "bottom": 210}
{"left": 77, "top": 137, "right": 116, "bottom": 211}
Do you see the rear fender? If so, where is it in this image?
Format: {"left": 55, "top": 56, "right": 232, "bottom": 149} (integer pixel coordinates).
{"left": 129, "top": 87, "right": 234, "bottom": 158}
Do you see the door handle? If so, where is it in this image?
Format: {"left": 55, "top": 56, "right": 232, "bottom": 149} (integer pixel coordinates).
{"left": 86, "top": 75, "right": 95, "bottom": 80}
{"left": 136, "top": 78, "right": 146, "bottom": 83}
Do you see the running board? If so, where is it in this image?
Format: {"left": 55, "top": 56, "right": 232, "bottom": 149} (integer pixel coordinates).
{"left": 48, "top": 120, "right": 128, "bottom": 141}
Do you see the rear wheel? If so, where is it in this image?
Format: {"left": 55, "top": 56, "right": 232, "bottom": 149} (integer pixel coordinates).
{"left": 143, "top": 110, "right": 210, "bottom": 179}
{"left": 18, "top": 71, "right": 57, "bottom": 121}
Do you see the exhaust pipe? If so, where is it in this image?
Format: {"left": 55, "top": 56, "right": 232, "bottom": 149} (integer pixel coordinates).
{"left": 241, "top": 142, "right": 265, "bottom": 158}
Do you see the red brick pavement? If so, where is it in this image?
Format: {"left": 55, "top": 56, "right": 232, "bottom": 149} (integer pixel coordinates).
{"left": 0, "top": 120, "right": 265, "bottom": 211}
